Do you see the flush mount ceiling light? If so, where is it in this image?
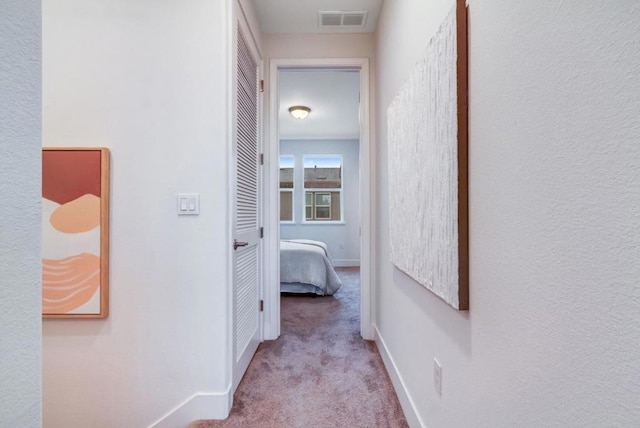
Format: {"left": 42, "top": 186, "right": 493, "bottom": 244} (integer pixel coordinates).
{"left": 288, "top": 105, "right": 311, "bottom": 120}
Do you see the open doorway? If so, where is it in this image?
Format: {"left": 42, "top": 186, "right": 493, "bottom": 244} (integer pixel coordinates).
{"left": 278, "top": 69, "right": 360, "bottom": 264}
{"left": 264, "top": 59, "right": 372, "bottom": 341}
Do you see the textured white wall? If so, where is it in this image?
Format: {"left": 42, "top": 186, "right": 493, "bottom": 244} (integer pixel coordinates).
{"left": 375, "top": 1, "right": 640, "bottom": 427}
{"left": 42, "top": 0, "right": 232, "bottom": 425}
{"left": 280, "top": 139, "right": 361, "bottom": 265}
{"left": 0, "top": 1, "right": 42, "bottom": 426}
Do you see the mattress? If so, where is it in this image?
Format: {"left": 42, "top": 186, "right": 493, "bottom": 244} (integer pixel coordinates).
{"left": 280, "top": 239, "right": 342, "bottom": 295}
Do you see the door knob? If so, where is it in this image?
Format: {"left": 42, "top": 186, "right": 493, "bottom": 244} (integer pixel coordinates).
{"left": 233, "top": 239, "right": 249, "bottom": 250}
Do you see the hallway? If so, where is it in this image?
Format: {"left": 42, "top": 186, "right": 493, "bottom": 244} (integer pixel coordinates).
{"left": 191, "top": 268, "right": 408, "bottom": 427}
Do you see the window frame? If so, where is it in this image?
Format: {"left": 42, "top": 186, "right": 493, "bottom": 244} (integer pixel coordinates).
{"left": 314, "top": 192, "right": 332, "bottom": 220}
{"left": 279, "top": 155, "right": 295, "bottom": 224}
{"left": 302, "top": 155, "right": 344, "bottom": 224}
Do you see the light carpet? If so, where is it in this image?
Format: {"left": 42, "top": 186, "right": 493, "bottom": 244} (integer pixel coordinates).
{"left": 191, "top": 267, "right": 408, "bottom": 428}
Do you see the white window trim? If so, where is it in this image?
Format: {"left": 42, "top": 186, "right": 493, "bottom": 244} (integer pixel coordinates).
{"left": 314, "top": 191, "right": 332, "bottom": 219}
{"left": 303, "top": 189, "right": 342, "bottom": 222}
{"left": 302, "top": 154, "right": 344, "bottom": 224}
{"left": 279, "top": 155, "right": 295, "bottom": 223}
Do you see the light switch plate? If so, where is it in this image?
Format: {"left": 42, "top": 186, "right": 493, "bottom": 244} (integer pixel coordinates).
{"left": 177, "top": 193, "right": 200, "bottom": 215}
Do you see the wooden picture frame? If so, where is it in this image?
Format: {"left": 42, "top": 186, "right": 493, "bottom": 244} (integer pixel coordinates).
{"left": 42, "top": 147, "right": 110, "bottom": 318}
{"left": 456, "top": 0, "right": 469, "bottom": 310}
{"left": 387, "top": 0, "right": 468, "bottom": 310}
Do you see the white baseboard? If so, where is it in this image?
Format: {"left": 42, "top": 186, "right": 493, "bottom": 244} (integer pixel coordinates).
{"left": 374, "top": 325, "right": 426, "bottom": 428}
{"left": 149, "top": 390, "right": 232, "bottom": 428}
{"left": 333, "top": 259, "right": 360, "bottom": 267}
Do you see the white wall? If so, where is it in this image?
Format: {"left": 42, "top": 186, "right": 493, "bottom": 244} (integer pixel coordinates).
{"left": 375, "top": 1, "right": 640, "bottom": 427}
{"left": 263, "top": 33, "right": 375, "bottom": 60}
{"left": 280, "top": 139, "right": 360, "bottom": 265}
{"left": 0, "top": 1, "right": 42, "bottom": 426}
{"left": 42, "top": 0, "right": 238, "bottom": 426}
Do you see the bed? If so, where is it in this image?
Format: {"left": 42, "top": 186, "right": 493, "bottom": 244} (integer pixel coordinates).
{"left": 280, "top": 239, "right": 342, "bottom": 295}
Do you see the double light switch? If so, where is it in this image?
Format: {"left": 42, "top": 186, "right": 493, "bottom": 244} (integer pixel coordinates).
{"left": 177, "top": 193, "right": 200, "bottom": 215}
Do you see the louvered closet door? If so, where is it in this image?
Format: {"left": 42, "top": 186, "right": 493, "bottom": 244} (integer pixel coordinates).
{"left": 232, "top": 23, "right": 261, "bottom": 392}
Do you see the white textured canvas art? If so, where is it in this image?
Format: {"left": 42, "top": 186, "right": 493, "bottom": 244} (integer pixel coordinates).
{"left": 388, "top": 1, "right": 468, "bottom": 310}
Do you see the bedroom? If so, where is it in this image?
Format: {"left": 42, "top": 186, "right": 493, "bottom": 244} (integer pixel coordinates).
{"left": 277, "top": 68, "right": 362, "bottom": 316}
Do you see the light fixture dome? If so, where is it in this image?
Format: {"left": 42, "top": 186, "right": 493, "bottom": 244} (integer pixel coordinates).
{"left": 288, "top": 105, "right": 311, "bottom": 120}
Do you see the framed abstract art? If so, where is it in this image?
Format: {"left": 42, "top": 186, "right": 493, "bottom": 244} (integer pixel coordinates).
{"left": 42, "top": 147, "right": 110, "bottom": 318}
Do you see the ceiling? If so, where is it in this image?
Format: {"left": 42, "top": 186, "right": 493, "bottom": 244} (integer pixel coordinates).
{"left": 252, "top": 2, "right": 375, "bottom": 141}
{"left": 252, "top": 0, "right": 383, "bottom": 140}
{"left": 251, "top": 0, "right": 383, "bottom": 34}
{"left": 278, "top": 70, "right": 360, "bottom": 141}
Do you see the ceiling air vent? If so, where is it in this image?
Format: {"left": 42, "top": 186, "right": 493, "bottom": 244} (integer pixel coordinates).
{"left": 320, "top": 12, "right": 342, "bottom": 27}
{"left": 342, "top": 12, "right": 367, "bottom": 26}
{"left": 319, "top": 11, "right": 368, "bottom": 28}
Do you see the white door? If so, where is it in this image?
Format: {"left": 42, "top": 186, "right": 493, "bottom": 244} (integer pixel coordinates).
{"left": 232, "top": 22, "right": 261, "bottom": 391}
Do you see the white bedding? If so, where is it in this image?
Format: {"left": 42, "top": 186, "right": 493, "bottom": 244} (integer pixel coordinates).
{"left": 280, "top": 239, "right": 342, "bottom": 295}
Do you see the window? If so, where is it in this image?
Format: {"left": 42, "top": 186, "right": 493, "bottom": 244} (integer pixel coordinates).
{"left": 314, "top": 193, "right": 332, "bottom": 219}
{"left": 305, "top": 192, "right": 312, "bottom": 220}
{"left": 303, "top": 155, "right": 342, "bottom": 222}
{"left": 279, "top": 155, "right": 294, "bottom": 222}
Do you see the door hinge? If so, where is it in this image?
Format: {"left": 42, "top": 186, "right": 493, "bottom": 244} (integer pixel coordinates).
{"left": 259, "top": 300, "right": 264, "bottom": 312}
{"left": 260, "top": 153, "right": 264, "bottom": 165}
{"left": 260, "top": 227, "right": 264, "bottom": 238}
{"left": 260, "top": 80, "right": 264, "bottom": 93}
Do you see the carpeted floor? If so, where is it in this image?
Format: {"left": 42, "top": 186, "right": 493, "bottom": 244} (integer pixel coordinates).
{"left": 191, "top": 267, "right": 408, "bottom": 428}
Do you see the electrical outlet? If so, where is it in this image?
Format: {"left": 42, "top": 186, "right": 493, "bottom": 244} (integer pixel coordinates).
{"left": 433, "top": 358, "right": 442, "bottom": 396}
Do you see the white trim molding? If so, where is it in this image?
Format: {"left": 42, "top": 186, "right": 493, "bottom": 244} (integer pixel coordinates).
{"left": 149, "top": 391, "right": 232, "bottom": 428}
{"left": 374, "top": 326, "right": 425, "bottom": 428}
{"left": 265, "top": 57, "right": 373, "bottom": 341}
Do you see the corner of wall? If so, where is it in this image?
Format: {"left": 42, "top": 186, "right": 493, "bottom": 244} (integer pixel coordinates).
{"left": 0, "top": 0, "right": 42, "bottom": 425}
{"left": 149, "top": 390, "right": 233, "bottom": 428}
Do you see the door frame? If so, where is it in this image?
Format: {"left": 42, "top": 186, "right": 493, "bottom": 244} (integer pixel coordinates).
{"left": 264, "top": 58, "right": 373, "bottom": 340}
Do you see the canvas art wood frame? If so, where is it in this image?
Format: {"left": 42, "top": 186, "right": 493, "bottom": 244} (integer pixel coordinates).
{"left": 42, "top": 147, "right": 110, "bottom": 318}
{"left": 387, "top": 0, "right": 468, "bottom": 310}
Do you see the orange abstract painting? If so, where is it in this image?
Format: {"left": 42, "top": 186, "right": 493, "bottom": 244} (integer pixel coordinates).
{"left": 42, "top": 148, "right": 110, "bottom": 318}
